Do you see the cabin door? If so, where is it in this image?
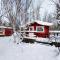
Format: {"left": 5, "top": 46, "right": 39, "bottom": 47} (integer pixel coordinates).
{"left": 29, "top": 26, "right": 34, "bottom": 37}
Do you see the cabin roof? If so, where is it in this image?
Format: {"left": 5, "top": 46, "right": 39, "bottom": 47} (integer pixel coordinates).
{"left": 26, "top": 20, "right": 53, "bottom": 26}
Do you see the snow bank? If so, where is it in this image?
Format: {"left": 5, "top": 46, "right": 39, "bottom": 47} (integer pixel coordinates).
{"left": 0, "top": 36, "right": 60, "bottom": 60}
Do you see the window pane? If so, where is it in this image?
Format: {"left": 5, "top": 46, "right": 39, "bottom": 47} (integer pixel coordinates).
{"left": 29, "top": 26, "right": 34, "bottom": 31}
{"left": 36, "top": 26, "right": 44, "bottom": 32}
{"left": 0, "top": 28, "right": 3, "bottom": 31}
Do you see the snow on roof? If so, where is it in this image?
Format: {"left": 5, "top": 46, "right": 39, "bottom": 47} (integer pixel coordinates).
{"left": 49, "top": 30, "right": 60, "bottom": 33}
{"left": 27, "top": 20, "right": 53, "bottom": 26}
{"left": 0, "top": 26, "right": 12, "bottom": 29}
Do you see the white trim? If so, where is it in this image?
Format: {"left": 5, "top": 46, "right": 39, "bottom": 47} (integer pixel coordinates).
{"left": 3, "top": 29, "right": 5, "bottom": 35}
{"left": 36, "top": 26, "right": 44, "bottom": 32}
{"left": 20, "top": 31, "right": 43, "bottom": 32}
{"left": 0, "top": 26, "right": 12, "bottom": 29}
{"left": 0, "top": 28, "right": 5, "bottom": 35}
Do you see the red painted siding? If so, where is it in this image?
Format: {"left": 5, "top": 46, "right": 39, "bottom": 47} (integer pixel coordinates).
{"left": 35, "top": 26, "right": 49, "bottom": 38}
{"left": 5, "top": 28, "right": 13, "bottom": 36}
{"left": 29, "top": 22, "right": 49, "bottom": 38}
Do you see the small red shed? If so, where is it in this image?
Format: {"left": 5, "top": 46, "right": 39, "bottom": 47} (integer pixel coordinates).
{"left": 24, "top": 20, "right": 53, "bottom": 38}
{"left": 0, "top": 26, "right": 13, "bottom": 36}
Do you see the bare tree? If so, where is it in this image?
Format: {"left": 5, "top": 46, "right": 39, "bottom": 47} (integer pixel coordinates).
{"left": 50, "top": 0, "right": 60, "bottom": 20}
{"left": 50, "top": 0, "right": 60, "bottom": 54}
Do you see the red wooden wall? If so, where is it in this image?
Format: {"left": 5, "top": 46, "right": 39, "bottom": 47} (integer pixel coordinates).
{"left": 5, "top": 28, "right": 13, "bottom": 36}
{"left": 29, "top": 22, "right": 49, "bottom": 38}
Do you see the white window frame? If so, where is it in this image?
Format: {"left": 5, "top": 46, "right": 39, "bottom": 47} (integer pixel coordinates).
{"left": 36, "top": 26, "right": 44, "bottom": 32}
{"left": 0, "top": 28, "right": 5, "bottom": 35}
{"left": 29, "top": 26, "right": 34, "bottom": 31}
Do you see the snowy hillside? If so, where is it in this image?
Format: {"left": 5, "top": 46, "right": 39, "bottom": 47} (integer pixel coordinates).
{"left": 0, "top": 36, "right": 60, "bottom": 60}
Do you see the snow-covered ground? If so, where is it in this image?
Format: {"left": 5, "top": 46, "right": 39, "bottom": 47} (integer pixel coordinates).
{"left": 0, "top": 35, "right": 60, "bottom": 60}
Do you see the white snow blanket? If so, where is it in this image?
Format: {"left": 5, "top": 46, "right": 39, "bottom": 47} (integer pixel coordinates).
{"left": 0, "top": 35, "right": 60, "bottom": 60}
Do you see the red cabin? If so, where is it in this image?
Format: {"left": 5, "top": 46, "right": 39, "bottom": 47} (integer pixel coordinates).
{"left": 23, "top": 20, "right": 53, "bottom": 38}
{"left": 0, "top": 26, "right": 13, "bottom": 36}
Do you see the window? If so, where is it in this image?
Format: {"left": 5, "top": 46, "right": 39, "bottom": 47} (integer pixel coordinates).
{"left": 36, "top": 26, "right": 44, "bottom": 32}
{"left": 0, "top": 28, "right": 3, "bottom": 31}
{"left": 29, "top": 26, "right": 34, "bottom": 31}
{"left": 0, "top": 28, "right": 4, "bottom": 35}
